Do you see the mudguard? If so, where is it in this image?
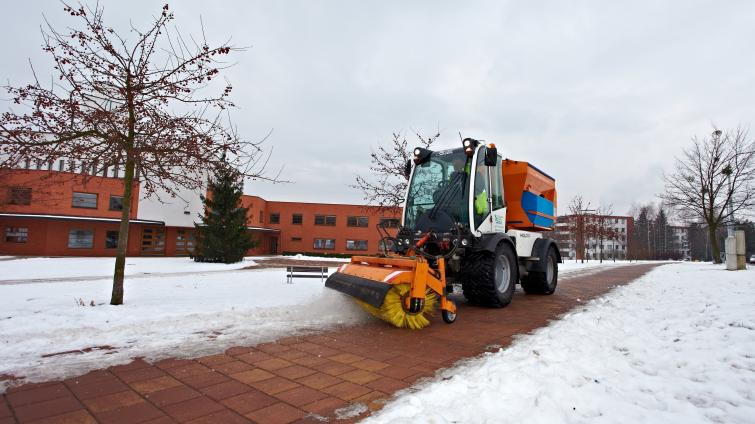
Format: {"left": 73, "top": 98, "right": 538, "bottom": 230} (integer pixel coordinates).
{"left": 525, "top": 238, "right": 561, "bottom": 273}
{"left": 473, "top": 233, "right": 516, "bottom": 254}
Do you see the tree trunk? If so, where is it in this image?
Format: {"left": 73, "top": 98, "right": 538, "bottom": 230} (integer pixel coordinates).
{"left": 708, "top": 224, "right": 722, "bottom": 264}
{"left": 111, "top": 157, "right": 136, "bottom": 305}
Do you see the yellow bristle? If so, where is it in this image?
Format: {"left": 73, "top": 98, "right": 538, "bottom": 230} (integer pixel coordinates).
{"left": 356, "top": 284, "right": 437, "bottom": 330}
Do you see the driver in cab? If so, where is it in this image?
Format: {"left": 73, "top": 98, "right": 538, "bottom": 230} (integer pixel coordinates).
{"left": 430, "top": 156, "right": 489, "bottom": 227}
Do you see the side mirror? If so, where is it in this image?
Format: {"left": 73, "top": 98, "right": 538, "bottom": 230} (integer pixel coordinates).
{"left": 403, "top": 160, "right": 412, "bottom": 179}
{"left": 484, "top": 146, "right": 498, "bottom": 166}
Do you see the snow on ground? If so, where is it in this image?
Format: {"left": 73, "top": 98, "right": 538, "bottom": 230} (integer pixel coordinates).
{"left": 367, "top": 262, "right": 755, "bottom": 424}
{"left": 0, "top": 264, "right": 368, "bottom": 392}
{"left": 0, "top": 256, "right": 257, "bottom": 282}
{"left": 0, "top": 256, "right": 651, "bottom": 392}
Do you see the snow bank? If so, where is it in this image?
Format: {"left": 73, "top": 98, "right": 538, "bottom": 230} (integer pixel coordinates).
{"left": 0, "top": 267, "right": 367, "bottom": 391}
{"left": 367, "top": 263, "right": 755, "bottom": 424}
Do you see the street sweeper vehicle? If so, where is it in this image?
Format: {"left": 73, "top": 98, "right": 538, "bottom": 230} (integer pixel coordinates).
{"left": 326, "top": 138, "right": 561, "bottom": 329}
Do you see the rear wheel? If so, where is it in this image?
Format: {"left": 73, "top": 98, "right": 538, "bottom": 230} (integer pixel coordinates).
{"left": 461, "top": 242, "right": 517, "bottom": 307}
{"left": 521, "top": 246, "right": 558, "bottom": 294}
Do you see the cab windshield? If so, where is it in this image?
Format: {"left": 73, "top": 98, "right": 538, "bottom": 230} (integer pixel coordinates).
{"left": 403, "top": 149, "right": 470, "bottom": 230}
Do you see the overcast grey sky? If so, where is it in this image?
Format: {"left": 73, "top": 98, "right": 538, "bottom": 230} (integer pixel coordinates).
{"left": 2, "top": 1, "right": 754, "bottom": 215}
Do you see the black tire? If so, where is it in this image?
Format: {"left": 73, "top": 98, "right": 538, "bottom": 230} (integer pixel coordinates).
{"left": 521, "top": 246, "right": 558, "bottom": 295}
{"left": 461, "top": 242, "right": 517, "bottom": 308}
{"left": 442, "top": 308, "right": 457, "bottom": 324}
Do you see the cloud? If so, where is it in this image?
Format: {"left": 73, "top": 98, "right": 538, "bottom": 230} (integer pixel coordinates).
{"left": 2, "top": 0, "right": 754, "bottom": 216}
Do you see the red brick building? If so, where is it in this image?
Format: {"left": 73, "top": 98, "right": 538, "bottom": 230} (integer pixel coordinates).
{"left": 552, "top": 214, "right": 634, "bottom": 260}
{"left": 0, "top": 168, "right": 400, "bottom": 257}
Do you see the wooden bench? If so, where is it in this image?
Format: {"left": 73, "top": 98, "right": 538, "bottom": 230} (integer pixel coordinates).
{"left": 286, "top": 266, "right": 329, "bottom": 284}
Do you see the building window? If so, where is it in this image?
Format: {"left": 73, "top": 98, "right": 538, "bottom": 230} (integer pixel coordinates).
{"left": 347, "top": 216, "right": 369, "bottom": 227}
{"left": 313, "top": 238, "right": 335, "bottom": 250}
{"left": 8, "top": 187, "right": 32, "bottom": 205}
{"left": 270, "top": 213, "right": 280, "bottom": 224}
{"left": 314, "top": 215, "right": 336, "bottom": 226}
{"left": 379, "top": 218, "right": 400, "bottom": 228}
{"left": 5, "top": 227, "right": 28, "bottom": 243}
{"left": 292, "top": 214, "right": 303, "bottom": 225}
{"left": 105, "top": 231, "right": 119, "bottom": 249}
{"left": 72, "top": 192, "right": 97, "bottom": 209}
{"left": 346, "top": 239, "right": 368, "bottom": 250}
{"left": 141, "top": 227, "right": 166, "bottom": 254}
{"left": 175, "top": 230, "right": 195, "bottom": 256}
{"left": 68, "top": 229, "right": 94, "bottom": 248}
{"left": 291, "top": 237, "right": 302, "bottom": 241}
{"left": 259, "top": 210, "right": 263, "bottom": 223}
{"left": 109, "top": 195, "right": 124, "bottom": 211}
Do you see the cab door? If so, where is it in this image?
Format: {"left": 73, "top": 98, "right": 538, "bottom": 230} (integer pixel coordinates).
{"left": 472, "top": 149, "right": 506, "bottom": 234}
{"left": 489, "top": 155, "right": 507, "bottom": 233}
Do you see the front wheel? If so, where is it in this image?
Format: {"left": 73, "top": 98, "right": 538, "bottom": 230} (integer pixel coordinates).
{"left": 461, "top": 242, "right": 518, "bottom": 308}
{"left": 521, "top": 246, "right": 558, "bottom": 295}
{"left": 442, "top": 308, "right": 457, "bottom": 324}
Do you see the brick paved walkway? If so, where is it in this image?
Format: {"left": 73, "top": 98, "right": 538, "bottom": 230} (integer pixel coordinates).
{"left": 0, "top": 263, "right": 663, "bottom": 424}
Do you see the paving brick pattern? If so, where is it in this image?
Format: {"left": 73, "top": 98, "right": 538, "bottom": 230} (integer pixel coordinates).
{"left": 1, "top": 264, "right": 661, "bottom": 423}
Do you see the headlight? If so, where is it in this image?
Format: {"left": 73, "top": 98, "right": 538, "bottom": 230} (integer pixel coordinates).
{"left": 461, "top": 239, "right": 468, "bottom": 246}
{"left": 463, "top": 139, "right": 471, "bottom": 147}
{"left": 405, "top": 238, "right": 411, "bottom": 245}
{"left": 414, "top": 148, "right": 421, "bottom": 156}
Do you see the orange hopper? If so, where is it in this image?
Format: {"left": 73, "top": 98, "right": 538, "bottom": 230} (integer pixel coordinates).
{"left": 502, "top": 159, "right": 557, "bottom": 231}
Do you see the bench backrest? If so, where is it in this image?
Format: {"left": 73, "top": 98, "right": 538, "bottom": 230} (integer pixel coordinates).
{"left": 286, "top": 266, "right": 329, "bottom": 283}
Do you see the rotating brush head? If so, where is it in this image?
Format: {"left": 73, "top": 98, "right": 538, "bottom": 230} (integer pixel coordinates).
{"left": 356, "top": 284, "right": 438, "bottom": 330}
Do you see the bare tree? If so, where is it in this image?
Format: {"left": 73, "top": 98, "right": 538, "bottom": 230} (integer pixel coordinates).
{"left": 661, "top": 127, "right": 755, "bottom": 263}
{"left": 567, "top": 195, "right": 593, "bottom": 263}
{"left": 589, "top": 204, "right": 619, "bottom": 263}
{"left": 0, "top": 3, "right": 276, "bottom": 304}
{"left": 352, "top": 130, "right": 439, "bottom": 211}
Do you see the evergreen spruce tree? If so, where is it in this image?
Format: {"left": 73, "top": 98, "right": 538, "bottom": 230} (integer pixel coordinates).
{"left": 194, "top": 160, "right": 256, "bottom": 263}
{"left": 654, "top": 209, "right": 672, "bottom": 259}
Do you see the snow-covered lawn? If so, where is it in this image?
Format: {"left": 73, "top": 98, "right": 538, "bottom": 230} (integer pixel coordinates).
{"left": 0, "top": 256, "right": 654, "bottom": 392}
{"left": 0, "top": 256, "right": 257, "bottom": 282}
{"left": 368, "top": 262, "right": 755, "bottom": 424}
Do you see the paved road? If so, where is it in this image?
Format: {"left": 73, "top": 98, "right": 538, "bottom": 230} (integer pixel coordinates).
{"left": 0, "top": 263, "right": 664, "bottom": 424}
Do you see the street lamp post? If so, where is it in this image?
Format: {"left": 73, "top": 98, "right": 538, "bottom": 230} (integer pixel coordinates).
{"left": 724, "top": 164, "right": 735, "bottom": 238}
{"left": 714, "top": 129, "right": 740, "bottom": 270}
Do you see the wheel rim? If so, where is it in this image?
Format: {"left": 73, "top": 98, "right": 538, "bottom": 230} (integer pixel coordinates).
{"left": 495, "top": 254, "right": 511, "bottom": 293}
{"left": 546, "top": 255, "right": 554, "bottom": 285}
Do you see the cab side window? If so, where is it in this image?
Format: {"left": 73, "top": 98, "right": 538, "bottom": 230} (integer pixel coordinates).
{"left": 473, "top": 153, "right": 490, "bottom": 228}
{"left": 491, "top": 156, "right": 504, "bottom": 210}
